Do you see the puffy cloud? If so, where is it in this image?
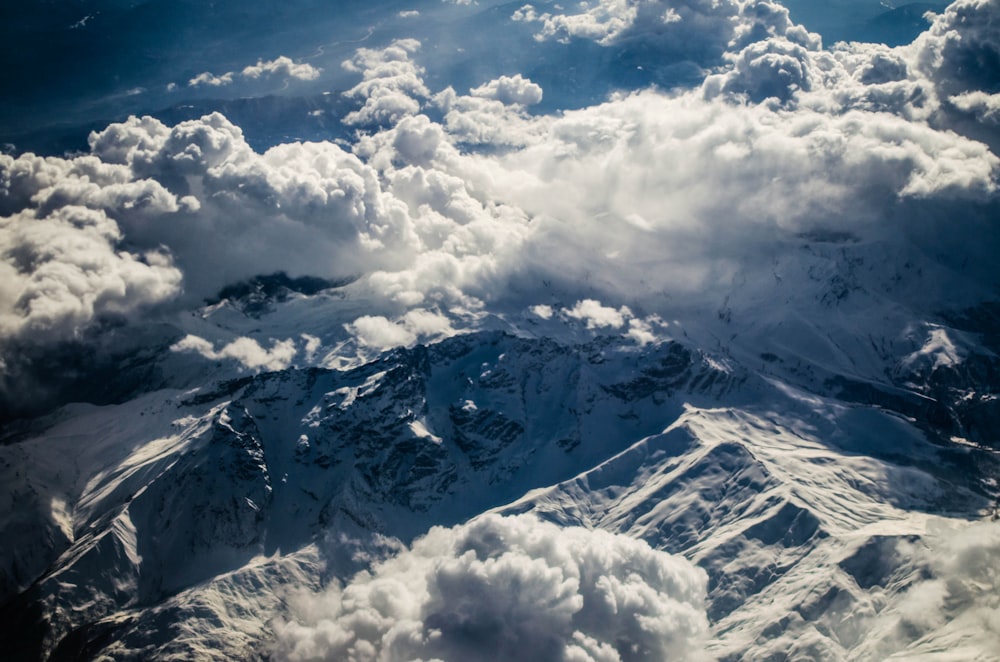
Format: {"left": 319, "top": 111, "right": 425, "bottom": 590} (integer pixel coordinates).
{"left": 513, "top": 0, "right": 818, "bottom": 63}
{"left": 434, "top": 87, "right": 544, "bottom": 146}
{"left": 707, "top": 38, "right": 813, "bottom": 103}
{"left": 272, "top": 514, "right": 709, "bottom": 661}
{"left": 512, "top": 1, "right": 645, "bottom": 46}
{"left": 858, "top": 520, "right": 1000, "bottom": 658}
{"left": 913, "top": 0, "right": 1000, "bottom": 97}
{"left": 564, "top": 299, "right": 629, "bottom": 330}
{"left": 0, "top": 107, "right": 420, "bottom": 351}
{"left": 530, "top": 304, "right": 554, "bottom": 319}
{"left": 345, "top": 309, "right": 456, "bottom": 350}
{"left": 0, "top": 149, "right": 184, "bottom": 342}
{"left": 3, "top": 18, "right": 999, "bottom": 369}
{"left": 951, "top": 91, "right": 1000, "bottom": 124}
{"left": 342, "top": 39, "right": 429, "bottom": 127}
{"left": 345, "top": 315, "right": 418, "bottom": 349}
{"left": 170, "top": 334, "right": 298, "bottom": 372}
{"left": 471, "top": 74, "right": 544, "bottom": 106}
{"left": 241, "top": 56, "right": 321, "bottom": 81}
{"left": 85, "top": 111, "right": 416, "bottom": 297}
{"left": 189, "top": 71, "right": 235, "bottom": 87}
{"left": 469, "top": 89, "right": 996, "bottom": 307}
{"left": 189, "top": 56, "right": 321, "bottom": 88}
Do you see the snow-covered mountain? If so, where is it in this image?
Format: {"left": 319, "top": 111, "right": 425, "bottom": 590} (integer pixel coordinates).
{"left": 1, "top": 240, "right": 998, "bottom": 659}
{"left": 3, "top": 0, "right": 1000, "bottom": 659}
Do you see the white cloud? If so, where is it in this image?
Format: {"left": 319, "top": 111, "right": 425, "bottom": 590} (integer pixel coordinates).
{"left": 189, "top": 56, "right": 320, "bottom": 88}
{"left": 302, "top": 334, "right": 322, "bottom": 362}
{"left": 0, "top": 201, "right": 182, "bottom": 343}
{"left": 345, "top": 309, "right": 455, "bottom": 350}
{"left": 170, "top": 334, "right": 298, "bottom": 372}
{"left": 470, "top": 74, "right": 543, "bottom": 106}
{"left": 272, "top": 514, "right": 709, "bottom": 661}
{"left": 512, "top": 0, "right": 818, "bottom": 56}
{"left": 434, "top": 87, "right": 543, "bottom": 146}
{"left": 189, "top": 71, "right": 235, "bottom": 87}
{"left": 951, "top": 91, "right": 1000, "bottom": 124}
{"left": 3, "top": 15, "right": 999, "bottom": 365}
{"left": 913, "top": 0, "right": 1000, "bottom": 97}
{"left": 344, "top": 315, "right": 417, "bottom": 349}
{"left": 342, "top": 39, "right": 429, "bottom": 126}
{"left": 856, "top": 520, "right": 1000, "bottom": 659}
{"left": 530, "top": 304, "right": 554, "bottom": 319}
{"left": 708, "top": 37, "right": 813, "bottom": 103}
{"left": 241, "top": 56, "right": 321, "bottom": 81}
{"left": 565, "top": 299, "right": 629, "bottom": 330}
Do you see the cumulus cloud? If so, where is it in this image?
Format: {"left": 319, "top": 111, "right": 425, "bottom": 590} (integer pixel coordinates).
{"left": 342, "top": 39, "right": 429, "bottom": 126}
{"left": 345, "top": 309, "right": 455, "bottom": 350}
{"left": 860, "top": 520, "right": 1000, "bottom": 658}
{"left": 242, "top": 56, "right": 321, "bottom": 81}
{"left": 170, "top": 334, "right": 298, "bottom": 371}
{"left": 433, "top": 87, "right": 543, "bottom": 146}
{"left": 951, "top": 91, "right": 1000, "bottom": 124}
{"left": 913, "top": 0, "right": 1000, "bottom": 97}
{"left": 84, "top": 111, "right": 415, "bottom": 296}
{"left": 564, "top": 299, "right": 629, "bottom": 330}
{"left": 707, "top": 37, "right": 813, "bottom": 103}
{"left": 470, "top": 74, "right": 543, "bottom": 106}
{"left": 0, "top": 105, "right": 416, "bottom": 349}
{"left": 3, "top": 11, "right": 999, "bottom": 372}
{"left": 189, "top": 56, "right": 320, "bottom": 88}
{"left": 0, "top": 156, "right": 183, "bottom": 342}
{"left": 189, "top": 71, "right": 235, "bottom": 87}
{"left": 512, "top": 0, "right": 818, "bottom": 62}
{"left": 272, "top": 514, "right": 709, "bottom": 662}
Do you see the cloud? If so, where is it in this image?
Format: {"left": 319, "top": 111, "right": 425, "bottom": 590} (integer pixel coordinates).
{"left": 3, "top": 18, "right": 999, "bottom": 374}
{"left": 530, "top": 304, "right": 554, "bottom": 319}
{"left": 84, "top": 111, "right": 416, "bottom": 299}
{"left": 913, "top": 0, "right": 1000, "bottom": 97}
{"left": 189, "top": 56, "right": 320, "bottom": 88}
{"left": 858, "top": 520, "right": 1000, "bottom": 658}
{"left": 241, "top": 56, "right": 321, "bottom": 81}
{"left": 272, "top": 513, "right": 709, "bottom": 662}
{"left": 564, "top": 299, "right": 629, "bottom": 330}
{"left": 433, "top": 87, "right": 543, "bottom": 146}
{"left": 0, "top": 191, "right": 182, "bottom": 342}
{"left": 707, "top": 37, "right": 813, "bottom": 103}
{"left": 512, "top": 0, "right": 818, "bottom": 61}
{"left": 951, "top": 91, "right": 1000, "bottom": 124}
{"left": 342, "top": 39, "right": 429, "bottom": 126}
{"left": 345, "top": 309, "right": 455, "bottom": 350}
{"left": 189, "top": 71, "right": 235, "bottom": 87}
{"left": 170, "top": 334, "right": 298, "bottom": 371}
{"left": 470, "top": 74, "right": 543, "bottom": 106}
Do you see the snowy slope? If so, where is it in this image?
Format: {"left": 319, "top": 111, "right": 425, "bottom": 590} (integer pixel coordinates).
{"left": 1, "top": 282, "right": 998, "bottom": 659}
{"left": 1, "top": 220, "right": 998, "bottom": 660}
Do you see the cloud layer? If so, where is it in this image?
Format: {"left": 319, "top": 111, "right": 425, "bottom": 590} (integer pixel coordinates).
{"left": 188, "top": 56, "right": 321, "bottom": 88}
{"left": 272, "top": 514, "right": 709, "bottom": 662}
{"left": 858, "top": 520, "right": 1000, "bottom": 658}
{"left": 0, "top": 1, "right": 998, "bottom": 373}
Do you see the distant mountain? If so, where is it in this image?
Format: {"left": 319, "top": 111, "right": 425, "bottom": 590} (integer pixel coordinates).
{"left": 783, "top": 1, "right": 949, "bottom": 45}
{"left": 1, "top": 246, "right": 997, "bottom": 658}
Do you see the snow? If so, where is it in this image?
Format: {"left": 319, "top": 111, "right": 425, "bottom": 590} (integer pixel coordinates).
{"left": 1, "top": 230, "right": 998, "bottom": 659}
